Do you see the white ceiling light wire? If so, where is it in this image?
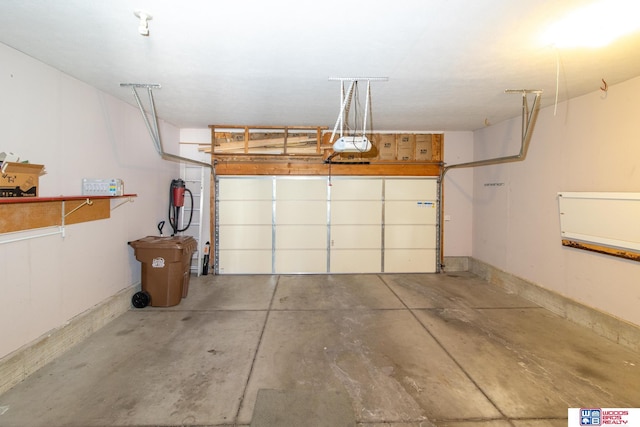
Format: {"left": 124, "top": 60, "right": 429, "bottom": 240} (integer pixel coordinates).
{"left": 554, "top": 48, "right": 560, "bottom": 116}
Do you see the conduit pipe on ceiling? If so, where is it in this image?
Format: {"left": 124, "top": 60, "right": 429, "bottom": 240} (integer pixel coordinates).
{"left": 438, "top": 89, "right": 542, "bottom": 272}
{"left": 120, "top": 83, "right": 212, "bottom": 169}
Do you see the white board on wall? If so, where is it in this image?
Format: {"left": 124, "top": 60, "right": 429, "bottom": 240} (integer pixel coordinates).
{"left": 558, "top": 192, "right": 640, "bottom": 253}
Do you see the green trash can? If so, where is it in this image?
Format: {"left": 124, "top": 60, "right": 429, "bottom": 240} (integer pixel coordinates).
{"left": 129, "top": 236, "right": 197, "bottom": 307}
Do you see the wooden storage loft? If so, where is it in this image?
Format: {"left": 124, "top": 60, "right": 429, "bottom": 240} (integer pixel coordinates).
{"left": 203, "top": 125, "right": 444, "bottom": 177}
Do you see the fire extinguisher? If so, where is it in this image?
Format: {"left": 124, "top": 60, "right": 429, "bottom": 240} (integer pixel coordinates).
{"left": 168, "top": 179, "right": 193, "bottom": 235}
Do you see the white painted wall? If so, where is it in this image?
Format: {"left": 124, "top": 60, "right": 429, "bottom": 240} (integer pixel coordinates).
{"left": 442, "top": 131, "right": 474, "bottom": 256}
{"left": 472, "top": 77, "right": 640, "bottom": 327}
{"left": 178, "top": 128, "right": 213, "bottom": 266}
{"left": 0, "top": 43, "right": 179, "bottom": 359}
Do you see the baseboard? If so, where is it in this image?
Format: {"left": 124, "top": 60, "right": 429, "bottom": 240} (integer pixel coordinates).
{"left": 0, "top": 283, "right": 139, "bottom": 395}
{"left": 467, "top": 257, "right": 640, "bottom": 353}
{"left": 441, "top": 256, "right": 469, "bottom": 272}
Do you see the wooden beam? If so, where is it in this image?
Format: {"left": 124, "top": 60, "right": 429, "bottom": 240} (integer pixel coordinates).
{"left": 199, "top": 136, "right": 318, "bottom": 153}
{"left": 209, "top": 124, "right": 328, "bottom": 130}
{"left": 562, "top": 239, "right": 640, "bottom": 262}
{"left": 213, "top": 161, "right": 442, "bottom": 176}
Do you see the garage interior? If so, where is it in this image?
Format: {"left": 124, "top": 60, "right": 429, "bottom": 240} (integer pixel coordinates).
{"left": 1, "top": 1, "right": 640, "bottom": 426}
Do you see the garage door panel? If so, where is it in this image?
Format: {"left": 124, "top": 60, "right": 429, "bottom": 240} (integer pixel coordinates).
{"left": 275, "top": 250, "right": 327, "bottom": 273}
{"left": 385, "top": 179, "right": 438, "bottom": 200}
{"left": 276, "top": 225, "right": 326, "bottom": 249}
{"left": 276, "top": 179, "right": 327, "bottom": 200}
{"left": 331, "top": 225, "right": 381, "bottom": 249}
{"left": 331, "top": 249, "right": 381, "bottom": 273}
{"left": 218, "top": 178, "right": 273, "bottom": 200}
{"left": 276, "top": 201, "right": 327, "bottom": 224}
{"left": 330, "top": 179, "right": 382, "bottom": 200}
{"left": 219, "top": 250, "right": 272, "bottom": 274}
{"left": 219, "top": 225, "right": 271, "bottom": 250}
{"left": 384, "top": 249, "right": 437, "bottom": 273}
{"left": 385, "top": 201, "right": 437, "bottom": 225}
{"left": 216, "top": 176, "right": 438, "bottom": 274}
{"left": 331, "top": 201, "right": 382, "bottom": 224}
{"left": 219, "top": 200, "right": 273, "bottom": 225}
{"left": 385, "top": 225, "right": 437, "bottom": 249}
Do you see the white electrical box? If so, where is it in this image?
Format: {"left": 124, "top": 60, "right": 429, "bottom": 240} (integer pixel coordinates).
{"left": 82, "top": 178, "right": 124, "bottom": 196}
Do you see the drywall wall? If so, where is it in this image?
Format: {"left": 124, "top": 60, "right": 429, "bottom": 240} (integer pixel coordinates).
{"left": 442, "top": 131, "right": 473, "bottom": 257}
{"left": 179, "top": 128, "right": 213, "bottom": 263}
{"left": 472, "top": 76, "right": 640, "bottom": 327}
{"left": 0, "top": 43, "right": 179, "bottom": 359}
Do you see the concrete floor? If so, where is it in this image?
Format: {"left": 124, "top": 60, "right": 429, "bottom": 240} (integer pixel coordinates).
{"left": 1, "top": 272, "right": 639, "bottom": 427}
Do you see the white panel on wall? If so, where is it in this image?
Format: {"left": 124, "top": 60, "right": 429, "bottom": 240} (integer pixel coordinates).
{"left": 558, "top": 192, "right": 640, "bottom": 251}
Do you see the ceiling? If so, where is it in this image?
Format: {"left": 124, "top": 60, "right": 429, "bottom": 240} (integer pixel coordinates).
{"left": 2, "top": 1, "right": 640, "bottom": 131}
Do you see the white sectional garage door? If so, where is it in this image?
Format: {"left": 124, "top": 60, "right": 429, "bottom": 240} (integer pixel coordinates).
{"left": 216, "top": 176, "right": 437, "bottom": 274}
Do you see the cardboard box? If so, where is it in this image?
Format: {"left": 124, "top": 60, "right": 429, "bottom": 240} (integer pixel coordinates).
{"left": 0, "top": 163, "right": 46, "bottom": 197}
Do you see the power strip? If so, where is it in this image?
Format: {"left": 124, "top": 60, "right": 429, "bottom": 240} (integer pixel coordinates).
{"left": 82, "top": 178, "right": 124, "bottom": 196}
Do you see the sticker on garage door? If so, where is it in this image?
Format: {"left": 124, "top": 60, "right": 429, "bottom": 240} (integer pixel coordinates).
{"left": 152, "top": 257, "right": 165, "bottom": 268}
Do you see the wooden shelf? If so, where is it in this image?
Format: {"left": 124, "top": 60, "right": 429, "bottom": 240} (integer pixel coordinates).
{"left": 0, "top": 194, "right": 137, "bottom": 234}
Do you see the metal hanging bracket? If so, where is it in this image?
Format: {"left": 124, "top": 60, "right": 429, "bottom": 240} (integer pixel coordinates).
{"left": 327, "top": 77, "right": 388, "bottom": 157}
{"left": 120, "top": 83, "right": 212, "bottom": 169}
{"left": 111, "top": 196, "right": 135, "bottom": 211}
{"left": 437, "top": 88, "right": 542, "bottom": 273}
{"left": 64, "top": 198, "right": 93, "bottom": 218}
{"left": 442, "top": 89, "right": 543, "bottom": 177}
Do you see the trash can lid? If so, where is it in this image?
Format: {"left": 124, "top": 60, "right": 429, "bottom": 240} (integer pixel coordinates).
{"left": 129, "top": 236, "right": 197, "bottom": 249}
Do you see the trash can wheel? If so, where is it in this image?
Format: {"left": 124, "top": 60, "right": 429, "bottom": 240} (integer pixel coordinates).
{"left": 132, "top": 291, "right": 151, "bottom": 308}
